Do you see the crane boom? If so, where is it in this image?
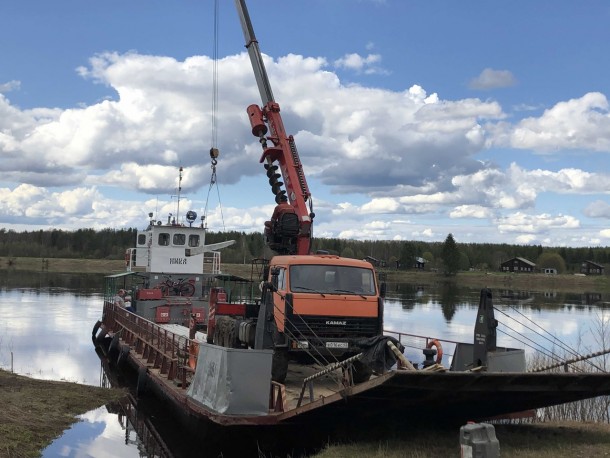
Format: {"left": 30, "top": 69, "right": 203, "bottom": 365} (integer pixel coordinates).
{"left": 234, "top": 0, "right": 313, "bottom": 255}
{"left": 234, "top": 0, "right": 274, "bottom": 105}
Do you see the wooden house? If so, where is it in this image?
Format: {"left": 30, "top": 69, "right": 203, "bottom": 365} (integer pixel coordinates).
{"left": 500, "top": 257, "right": 536, "bottom": 273}
{"left": 414, "top": 257, "right": 427, "bottom": 270}
{"left": 364, "top": 256, "right": 386, "bottom": 268}
{"left": 580, "top": 260, "right": 605, "bottom": 275}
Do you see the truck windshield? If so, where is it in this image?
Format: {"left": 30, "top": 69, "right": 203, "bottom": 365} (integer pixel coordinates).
{"left": 289, "top": 265, "right": 376, "bottom": 296}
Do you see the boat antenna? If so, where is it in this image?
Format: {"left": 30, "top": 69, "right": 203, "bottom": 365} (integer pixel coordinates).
{"left": 173, "top": 166, "right": 184, "bottom": 225}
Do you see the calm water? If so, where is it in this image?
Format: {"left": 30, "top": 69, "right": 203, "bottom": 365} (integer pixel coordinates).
{"left": 1, "top": 270, "right": 609, "bottom": 457}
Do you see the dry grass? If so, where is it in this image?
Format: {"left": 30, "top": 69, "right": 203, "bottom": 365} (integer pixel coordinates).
{"left": 314, "top": 422, "right": 610, "bottom": 458}
{"left": 0, "top": 369, "right": 126, "bottom": 458}
{"left": 2, "top": 257, "right": 608, "bottom": 293}
{"left": 0, "top": 256, "right": 124, "bottom": 274}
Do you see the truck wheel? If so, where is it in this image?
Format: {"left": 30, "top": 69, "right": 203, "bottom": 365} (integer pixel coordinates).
{"left": 226, "top": 318, "right": 239, "bottom": 348}
{"left": 212, "top": 322, "right": 222, "bottom": 346}
{"left": 271, "top": 348, "right": 289, "bottom": 383}
{"left": 351, "top": 360, "right": 372, "bottom": 384}
{"left": 206, "top": 326, "right": 214, "bottom": 344}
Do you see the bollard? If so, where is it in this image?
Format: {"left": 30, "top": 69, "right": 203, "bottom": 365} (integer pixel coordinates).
{"left": 460, "top": 421, "right": 500, "bottom": 458}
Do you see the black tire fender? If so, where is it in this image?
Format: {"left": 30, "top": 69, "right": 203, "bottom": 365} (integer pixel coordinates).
{"left": 108, "top": 334, "right": 120, "bottom": 357}
{"left": 136, "top": 366, "right": 149, "bottom": 397}
{"left": 117, "top": 344, "right": 130, "bottom": 366}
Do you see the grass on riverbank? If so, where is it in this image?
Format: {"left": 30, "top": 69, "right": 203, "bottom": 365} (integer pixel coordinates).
{"left": 0, "top": 369, "right": 125, "bottom": 458}
{"left": 0, "top": 256, "right": 124, "bottom": 274}
{"left": 2, "top": 256, "right": 609, "bottom": 293}
{"left": 314, "top": 421, "right": 610, "bottom": 457}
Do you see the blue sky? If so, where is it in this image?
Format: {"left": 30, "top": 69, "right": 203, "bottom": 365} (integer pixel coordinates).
{"left": 1, "top": 0, "right": 610, "bottom": 247}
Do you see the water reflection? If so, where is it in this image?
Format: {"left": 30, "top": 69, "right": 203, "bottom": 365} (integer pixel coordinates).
{"left": 2, "top": 272, "right": 610, "bottom": 457}
{"left": 383, "top": 283, "right": 610, "bottom": 368}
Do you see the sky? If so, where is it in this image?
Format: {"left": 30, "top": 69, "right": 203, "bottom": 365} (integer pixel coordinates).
{"left": 1, "top": 0, "right": 610, "bottom": 248}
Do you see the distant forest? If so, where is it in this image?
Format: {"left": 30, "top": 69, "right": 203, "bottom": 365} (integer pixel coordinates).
{"left": 1, "top": 227, "right": 609, "bottom": 274}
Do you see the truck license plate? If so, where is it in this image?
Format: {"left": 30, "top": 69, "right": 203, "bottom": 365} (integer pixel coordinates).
{"left": 326, "top": 341, "right": 348, "bottom": 349}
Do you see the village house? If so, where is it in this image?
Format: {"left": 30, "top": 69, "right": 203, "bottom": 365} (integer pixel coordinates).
{"left": 500, "top": 257, "right": 536, "bottom": 273}
{"left": 414, "top": 257, "right": 427, "bottom": 270}
{"left": 580, "top": 260, "right": 605, "bottom": 275}
{"left": 364, "top": 256, "right": 386, "bottom": 268}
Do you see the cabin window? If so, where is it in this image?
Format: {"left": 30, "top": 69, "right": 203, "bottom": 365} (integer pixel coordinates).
{"left": 173, "top": 233, "right": 186, "bottom": 246}
{"left": 188, "top": 235, "right": 200, "bottom": 247}
{"left": 158, "top": 233, "right": 170, "bottom": 246}
{"left": 137, "top": 234, "right": 147, "bottom": 245}
{"left": 277, "top": 268, "right": 286, "bottom": 291}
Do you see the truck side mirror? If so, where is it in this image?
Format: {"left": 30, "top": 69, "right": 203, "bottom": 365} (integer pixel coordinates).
{"left": 379, "top": 282, "right": 387, "bottom": 298}
{"left": 264, "top": 281, "right": 277, "bottom": 292}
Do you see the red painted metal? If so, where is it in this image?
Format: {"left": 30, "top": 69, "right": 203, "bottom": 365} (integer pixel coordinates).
{"left": 155, "top": 306, "right": 171, "bottom": 323}
{"left": 137, "top": 289, "right": 163, "bottom": 300}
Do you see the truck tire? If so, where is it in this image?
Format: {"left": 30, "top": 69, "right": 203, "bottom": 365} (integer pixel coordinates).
{"left": 212, "top": 322, "right": 222, "bottom": 346}
{"left": 226, "top": 318, "right": 239, "bottom": 348}
{"left": 206, "top": 327, "right": 214, "bottom": 344}
{"left": 271, "top": 348, "right": 289, "bottom": 383}
{"left": 214, "top": 316, "right": 239, "bottom": 348}
{"left": 351, "top": 360, "right": 373, "bottom": 384}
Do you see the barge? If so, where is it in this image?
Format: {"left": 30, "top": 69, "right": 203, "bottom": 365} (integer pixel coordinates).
{"left": 93, "top": 275, "right": 610, "bottom": 426}
{"left": 93, "top": 0, "right": 610, "bottom": 429}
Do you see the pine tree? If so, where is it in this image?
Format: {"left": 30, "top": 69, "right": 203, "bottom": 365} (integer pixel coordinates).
{"left": 441, "top": 233, "right": 460, "bottom": 276}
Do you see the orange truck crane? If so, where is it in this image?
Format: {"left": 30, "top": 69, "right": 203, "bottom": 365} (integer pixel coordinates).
{"left": 207, "top": 0, "right": 385, "bottom": 383}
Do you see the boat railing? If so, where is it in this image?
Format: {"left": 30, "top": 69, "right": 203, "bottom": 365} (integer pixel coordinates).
{"left": 125, "top": 248, "right": 136, "bottom": 272}
{"left": 203, "top": 251, "right": 222, "bottom": 274}
{"left": 124, "top": 248, "right": 223, "bottom": 275}
{"left": 104, "top": 303, "right": 191, "bottom": 386}
{"left": 296, "top": 353, "right": 363, "bottom": 408}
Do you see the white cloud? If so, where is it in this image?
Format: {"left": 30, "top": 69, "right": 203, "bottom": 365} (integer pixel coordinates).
{"left": 584, "top": 200, "right": 610, "bottom": 218}
{"left": 507, "top": 92, "right": 610, "bottom": 152}
{"left": 450, "top": 205, "right": 494, "bottom": 219}
{"left": 496, "top": 212, "right": 580, "bottom": 234}
{"left": 1, "top": 50, "right": 610, "bottom": 246}
{"left": 333, "top": 53, "right": 387, "bottom": 75}
{"left": 469, "top": 68, "right": 517, "bottom": 90}
{"left": 0, "top": 80, "right": 20, "bottom": 93}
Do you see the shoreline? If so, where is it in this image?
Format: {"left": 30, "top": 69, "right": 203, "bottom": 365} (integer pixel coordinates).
{"left": 2, "top": 256, "right": 608, "bottom": 293}
{"left": 0, "top": 369, "right": 125, "bottom": 458}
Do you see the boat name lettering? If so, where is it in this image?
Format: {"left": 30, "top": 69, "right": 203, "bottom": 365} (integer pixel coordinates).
{"left": 169, "top": 258, "right": 188, "bottom": 265}
{"left": 325, "top": 320, "right": 346, "bottom": 326}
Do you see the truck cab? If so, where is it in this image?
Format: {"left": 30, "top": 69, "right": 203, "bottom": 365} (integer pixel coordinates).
{"left": 266, "top": 254, "right": 384, "bottom": 382}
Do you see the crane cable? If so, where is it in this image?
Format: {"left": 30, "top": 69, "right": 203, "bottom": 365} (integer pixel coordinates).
{"left": 204, "top": 0, "right": 226, "bottom": 231}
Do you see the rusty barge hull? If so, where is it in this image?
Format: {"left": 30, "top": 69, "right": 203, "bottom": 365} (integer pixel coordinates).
{"left": 94, "top": 303, "right": 610, "bottom": 427}
{"left": 294, "top": 371, "right": 610, "bottom": 424}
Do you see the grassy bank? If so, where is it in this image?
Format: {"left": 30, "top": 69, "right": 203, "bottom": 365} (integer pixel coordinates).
{"left": 314, "top": 421, "right": 610, "bottom": 457}
{"left": 0, "top": 369, "right": 125, "bottom": 458}
{"left": 0, "top": 256, "right": 125, "bottom": 274}
{"left": 2, "top": 256, "right": 608, "bottom": 293}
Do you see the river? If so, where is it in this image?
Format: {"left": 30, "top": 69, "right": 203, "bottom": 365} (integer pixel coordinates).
{"left": 1, "top": 270, "right": 609, "bottom": 457}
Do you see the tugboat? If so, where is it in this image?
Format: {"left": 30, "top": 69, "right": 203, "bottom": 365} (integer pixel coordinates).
{"left": 101, "top": 165, "right": 235, "bottom": 333}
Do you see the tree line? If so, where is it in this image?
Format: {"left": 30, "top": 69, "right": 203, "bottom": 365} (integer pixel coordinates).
{"left": 1, "top": 227, "right": 609, "bottom": 274}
